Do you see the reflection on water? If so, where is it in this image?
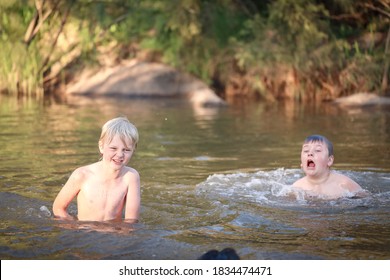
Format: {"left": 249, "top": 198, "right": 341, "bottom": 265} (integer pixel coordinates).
{"left": 0, "top": 95, "right": 389, "bottom": 259}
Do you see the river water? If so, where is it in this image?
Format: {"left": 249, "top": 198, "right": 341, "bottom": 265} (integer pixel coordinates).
{"left": 0, "top": 95, "right": 389, "bottom": 260}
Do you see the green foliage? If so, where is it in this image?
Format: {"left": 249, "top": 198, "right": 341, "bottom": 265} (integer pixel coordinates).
{"left": 267, "top": 0, "right": 329, "bottom": 65}
{"left": 0, "top": 2, "right": 43, "bottom": 96}
{"left": 0, "top": 41, "right": 43, "bottom": 97}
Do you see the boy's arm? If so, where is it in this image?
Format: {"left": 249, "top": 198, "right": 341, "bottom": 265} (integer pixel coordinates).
{"left": 341, "top": 175, "right": 369, "bottom": 197}
{"left": 53, "top": 170, "right": 82, "bottom": 220}
{"left": 342, "top": 175, "right": 363, "bottom": 192}
{"left": 124, "top": 170, "right": 141, "bottom": 222}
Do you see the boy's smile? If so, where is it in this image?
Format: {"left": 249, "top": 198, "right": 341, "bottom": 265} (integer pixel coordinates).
{"left": 112, "top": 158, "right": 124, "bottom": 165}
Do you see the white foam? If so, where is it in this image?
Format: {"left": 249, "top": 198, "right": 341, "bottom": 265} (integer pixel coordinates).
{"left": 196, "top": 168, "right": 387, "bottom": 209}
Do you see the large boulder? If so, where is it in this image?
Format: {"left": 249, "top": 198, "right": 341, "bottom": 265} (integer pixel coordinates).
{"left": 334, "top": 93, "right": 390, "bottom": 107}
{"left": 65, "top": 60, "right": 226, "bottom": 107}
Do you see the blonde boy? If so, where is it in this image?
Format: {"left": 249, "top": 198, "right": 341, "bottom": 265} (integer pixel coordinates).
{"left": 53, "top": 117, "right": 140, "bottom": 222}
{"left": 293, "top": 135, "right": 366, "bottom": 199}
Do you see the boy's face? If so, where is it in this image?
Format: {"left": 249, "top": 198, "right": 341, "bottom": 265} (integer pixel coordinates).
{"left": 300, "top": 141, "right": 334, "bottom": 177}
{"left": 99, "top": 134, "right": 134, "bottom": 170}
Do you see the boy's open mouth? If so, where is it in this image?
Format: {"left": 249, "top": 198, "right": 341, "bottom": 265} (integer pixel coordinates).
{"left": 307, "top": 159, "right": 315, "bottom": 168}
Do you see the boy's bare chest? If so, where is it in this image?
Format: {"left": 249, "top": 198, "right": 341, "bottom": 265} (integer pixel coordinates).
{"left": 81, "top": 176, "right": 128, "bottom": 200}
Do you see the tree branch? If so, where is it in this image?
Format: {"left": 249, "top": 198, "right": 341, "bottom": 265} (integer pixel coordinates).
{"left": 24, "top": 0, "right": 59, "bottom": 46}
{"left": 39, "top": 2, "right": 73, "bottom": 74}
{"left": 363, "top": 2, "right": 390, "bottom": 18}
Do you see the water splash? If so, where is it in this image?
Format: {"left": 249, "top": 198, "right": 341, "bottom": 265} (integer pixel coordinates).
{"left": 196, "top": 168, "right": 390, "bottom": 210}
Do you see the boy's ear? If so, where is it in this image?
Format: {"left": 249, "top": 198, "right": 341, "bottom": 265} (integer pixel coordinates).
{"left": 327, "top": 155, "right": 334, "bottom": 167}
{"left": 98, "top": 141, "right": 104, "bottom": 154}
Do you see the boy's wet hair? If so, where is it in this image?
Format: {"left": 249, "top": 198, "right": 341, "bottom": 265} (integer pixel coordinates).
{"left": 304, "top": 134, "right": 333, "bottom": 156}
{"left": 99, "top": 116, "right": 139, "bottom": 148}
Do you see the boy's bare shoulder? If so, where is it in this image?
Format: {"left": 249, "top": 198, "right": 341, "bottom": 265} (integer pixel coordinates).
{"left": 122, "top": 167, "right": 140, "bottom": 189}
{"left": 74, "top": 164, "right": 90, "bottom": 174}
{"left": 292, "top": 176, "right": 309, "bottom": 189}
{"left": 331, "top": 172, "right": 362, "bottom": 191}
{"left": 71, "top": 163, "right": 96, "bottom": 180}
{"left": 123, "top": 166, "right": 140, "bottom": 178}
